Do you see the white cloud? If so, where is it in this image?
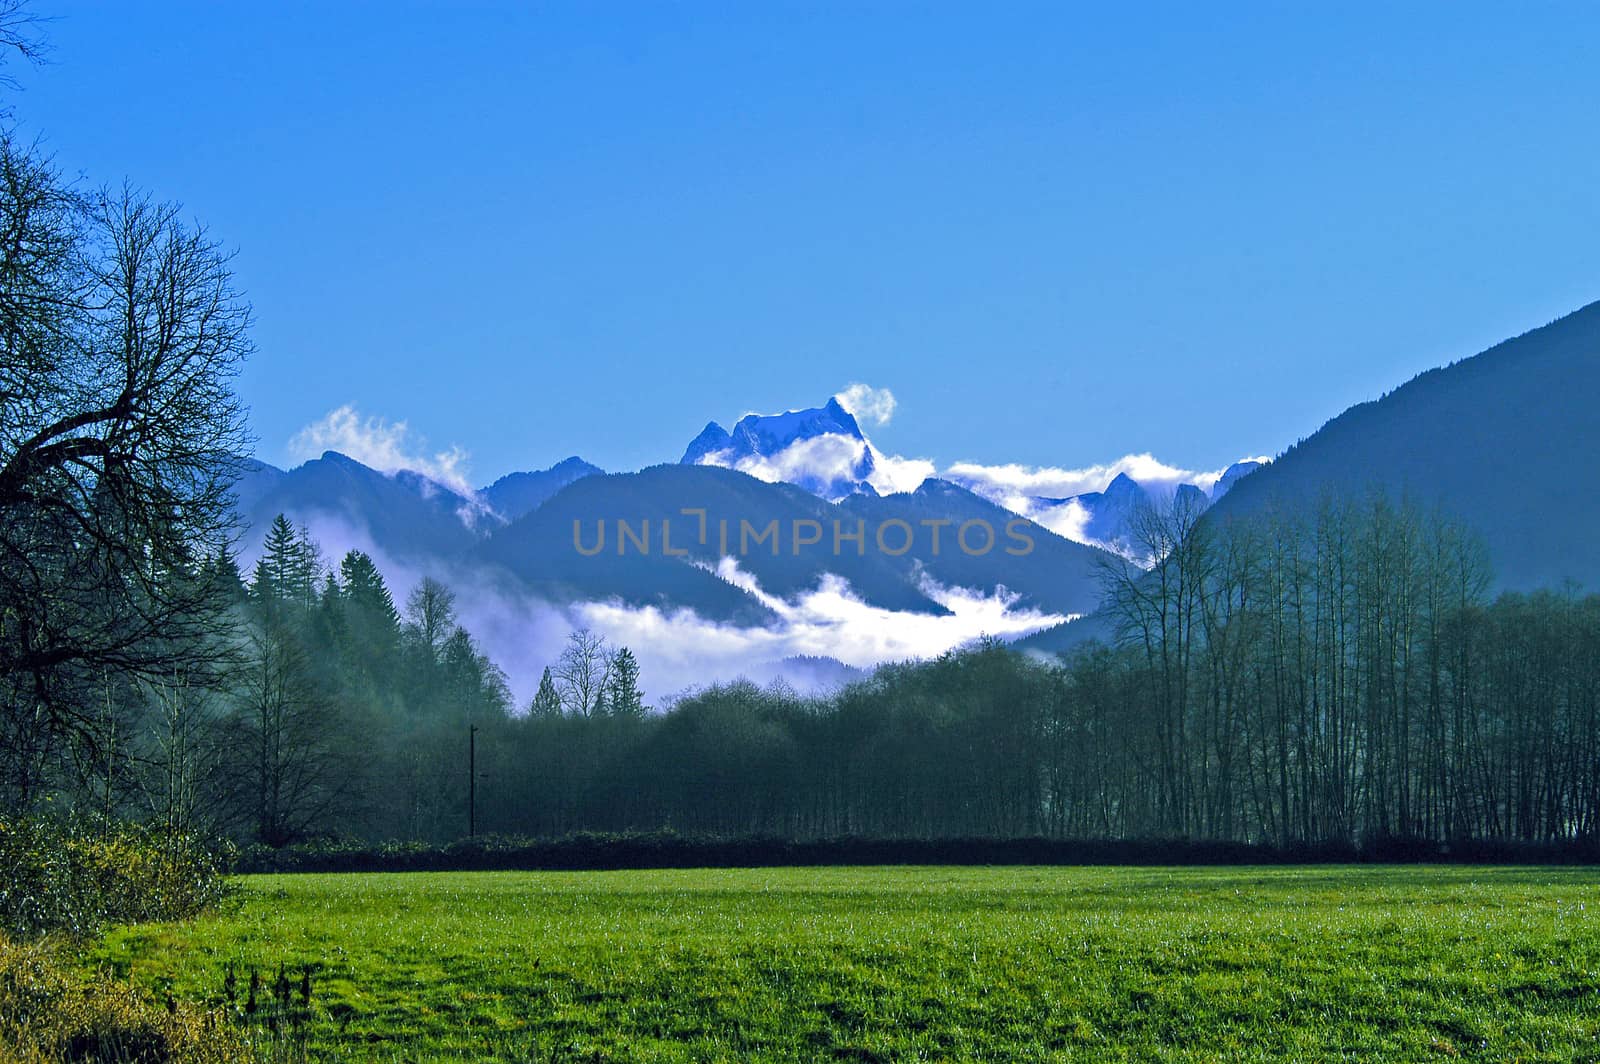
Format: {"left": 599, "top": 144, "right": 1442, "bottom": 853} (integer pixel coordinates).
{"left": 945, "top": 453, "right": 1211, "bottom": 501}
{"left": 706, "top": 433, "right": 869, "bottom": 492}
{"left": 939, "top": 453, "right": 1272, "bottom": 558}
{"left": 579, "top": 559, "right": 1067, "bottom": 682}
{"left": 1027, "top": 497, "right": 1095, "bottom": 544}
{"left": 867, "top": 446, "right": 937, "bottom": 495}
{"left": 289, "top": 405, "right": 477, "bottom": 498}
{"left": 253, "top": 515, "right": 1067, "bottom": 704}
{"left": 834, "top": 382, "right": 898, "bottom": 427}
{"left": 698, "top": 433, "right": 937, "bottom": 500}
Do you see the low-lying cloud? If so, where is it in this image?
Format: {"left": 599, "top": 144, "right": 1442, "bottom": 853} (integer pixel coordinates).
{"left": 946, "top": 453, "right": 1227, "bottom": 503}
{"left": 239, "top": 510, "right": 1065, "bottom": 707}
{"left": 271, "top": 391, "right": 1269, "bottom": 701}
{"left": 578, "top": 559, "right": 1067, "bottom": 696}
{"left": 705, "top": 433, "right": 938, "bottom": 501}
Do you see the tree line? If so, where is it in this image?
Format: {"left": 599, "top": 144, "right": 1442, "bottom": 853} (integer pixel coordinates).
{"left": 484, "top": 490, "right": 1600, "bottom": 848}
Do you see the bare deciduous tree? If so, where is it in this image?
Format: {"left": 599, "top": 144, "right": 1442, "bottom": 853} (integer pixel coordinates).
{"left": 237, "top": 619, "right": 347, "bottom": 846}
{"left": 405, "top": 578, "right": 457, "bottom": 662}
{"left": 0, "top": 140, "right": 252, "bottom": 793}
{"left": 553, "top": 628, "right": 612, "bottom": 718}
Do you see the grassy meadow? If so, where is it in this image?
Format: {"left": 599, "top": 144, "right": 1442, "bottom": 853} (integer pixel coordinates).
{"left": 85, "top": 866, "right": 1600, "bottom": 1062}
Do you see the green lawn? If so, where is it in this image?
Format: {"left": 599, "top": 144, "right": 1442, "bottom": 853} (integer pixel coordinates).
{"left": 86, "top": 866, "right": 1600, "bottom": 1062}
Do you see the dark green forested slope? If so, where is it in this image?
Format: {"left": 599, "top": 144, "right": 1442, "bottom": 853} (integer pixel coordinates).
{"left": 1210, "top": 299, "right": 1600, "bottom": 592}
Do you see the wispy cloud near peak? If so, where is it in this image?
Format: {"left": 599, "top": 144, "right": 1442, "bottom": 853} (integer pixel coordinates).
{"left": 289, "top": 405, "right": 477, "bottom": 498}
{"left": 834, "top": 383, "right": 898, "bottom": 427}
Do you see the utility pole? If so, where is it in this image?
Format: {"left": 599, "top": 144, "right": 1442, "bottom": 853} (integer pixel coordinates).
{"left": 468, "top": 724, "right": 477, "bottom": 839}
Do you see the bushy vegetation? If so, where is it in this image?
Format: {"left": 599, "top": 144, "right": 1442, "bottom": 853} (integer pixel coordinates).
{"left": 232, "top": 830, "right": 1600, "bottom": 875}
{"left": 232, "top": 831, "right": 1287, "bottom": 873}
{"left": 0, "top": 817, "right": 231, "bottom": 941}
{"left": 0, "top": 818, "right": 241, "bottom": 1064}
{"left": 0, "top": 933, "right": 251, "bottom": 1064}
{"left": 94, "top": 866, "right": 1600, "bottom": 1062}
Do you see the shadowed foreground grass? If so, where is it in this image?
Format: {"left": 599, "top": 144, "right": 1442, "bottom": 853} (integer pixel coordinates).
{"left": 87, "top": 866, "right": 1600, "bottom": 1061}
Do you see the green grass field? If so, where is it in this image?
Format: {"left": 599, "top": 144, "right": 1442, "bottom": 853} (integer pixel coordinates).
{"left": 86, "top": 866, "right": 1600, "bottom": 1062}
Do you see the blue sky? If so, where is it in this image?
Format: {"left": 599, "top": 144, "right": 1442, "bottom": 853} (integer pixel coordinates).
{"left": 13, "top": 2, "right": 1600, "bottom": 482}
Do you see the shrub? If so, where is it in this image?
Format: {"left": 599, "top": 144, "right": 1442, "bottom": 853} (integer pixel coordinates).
{"left": 232, "top": 831, "right": 1600, "bottom": 874}
{"left": 0, "top": 817, "right": 232, "bottom": 940}
{"left": 0, "top": 933, "right": 251, "bottom": 1064}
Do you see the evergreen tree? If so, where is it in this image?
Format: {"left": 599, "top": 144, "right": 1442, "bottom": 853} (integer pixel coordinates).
{"left": 443, "top": 627, "right": 493, "bottom": 719}
{"left": 208, "top": 549, "right": 248, "bottom": 606}
{"left": 340, "top": 551, "right": 399, "bottom": 632}
{"left": 604, "top": 647, "right": 644, "bottom": 718}
{"left": 337, "top": 551, "right": 400, "bottom": 685}
{"left": 251, "top": 515, "right": 319, "bottom": 612}
{"left": 316, "top": 572, "right": 344, "bottom": 640}
{"left": 530, "top": 667, "right": 562, "bottom": 719}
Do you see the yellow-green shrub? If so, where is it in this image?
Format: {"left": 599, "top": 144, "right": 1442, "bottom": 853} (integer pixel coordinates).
{"left": 0, "top": 933, "right": 251, "bottom": 1064}
{"left": 0, "top": 817, "right": 231, "bottom": 940}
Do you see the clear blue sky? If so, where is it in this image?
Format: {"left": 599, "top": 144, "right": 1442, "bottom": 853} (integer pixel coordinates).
{"left": 13, "top": 2, "right": 1600, "bottom": 480}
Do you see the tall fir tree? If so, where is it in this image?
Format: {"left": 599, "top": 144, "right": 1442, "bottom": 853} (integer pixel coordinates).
{"left": 338, "top": 550, "right": 401, "bottom": 686}
{"left": 530, "top": 667, "right": 562, "bottom": 719}
{"left": 251, "top": 514, "right": 320, "bottom": 612}
{"left": 604, "top": 647, "right": 644, "bottom": 718}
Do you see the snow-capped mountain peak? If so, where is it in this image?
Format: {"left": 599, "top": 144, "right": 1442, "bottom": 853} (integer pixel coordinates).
{"left": 682, "top": 397, "right": 883, "bottom": 499}
{"left": 681, "top": 422, "right": 734, "bottom": 465}
{"left": 680, "top": 395, "right": 1270, "bottom": 565}
{"left": 731, "top": 396, "right": 864, "bottom": 451}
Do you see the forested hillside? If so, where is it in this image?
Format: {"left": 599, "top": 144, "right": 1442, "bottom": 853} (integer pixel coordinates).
{"left": 1210, "top": 300, "right": 1600, "bottom": 592}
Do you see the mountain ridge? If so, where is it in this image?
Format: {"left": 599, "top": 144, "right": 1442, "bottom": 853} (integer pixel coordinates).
{"left": 1210, "top": 298, "right": 1600, "bottom": 591}
{"left": 1021, "top": 296, "right": 1600, "bottom": 657}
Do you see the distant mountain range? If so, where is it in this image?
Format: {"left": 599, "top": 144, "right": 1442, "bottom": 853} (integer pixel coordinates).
{"left": 238, "top": 454, "right": 1113, "bottom": 625}
{"left": 482, "top": 457, "right": 605, "bottom": 522}
{"left": 679, "top": 396, "right": 1265, "bottom": 555}
{"left": 236, "top": 296, "right": 1600, "bottom": 681}
{"left": 236, "top": 387, "right": 1270, "bottom": 634}
{"left": 234, "top": 422, "right": 1120, "bottom": 692}
{"left": 1022, "top": 461, "right": 1264, "bottom": 564}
